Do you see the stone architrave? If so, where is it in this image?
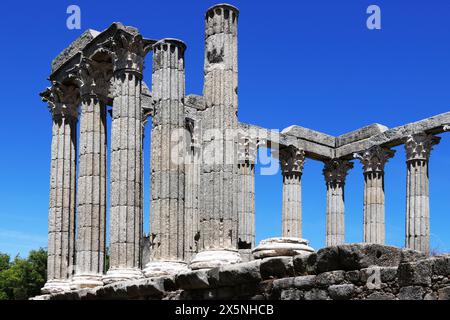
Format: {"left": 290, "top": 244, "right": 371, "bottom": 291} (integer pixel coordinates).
{"left": 40, "top": 83, "right": 79, "bottom": 294}
{"left": 144, "top": 39, "right": 189, "bottom": 277}
{"left": 323, "top": 159, "right": 353, "bottom": 246}
{"left": 190, "top": 4, "right": 242, "bottom": 270}
{"left": 70, "top": 57, "right": 110, "bottom": 289}
{"left": 404, "top": 133, "right": 440, "bottom": 254}
{"left": 354, "top": 146, "right": 395, "bottom": 244}
{"left": 103, "top": 31, "right": 151, "bottom": 284}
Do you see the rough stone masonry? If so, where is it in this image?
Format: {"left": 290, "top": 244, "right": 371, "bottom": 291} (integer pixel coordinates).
{"left": 36, "top": 3, "right": 450, "bottom": 299}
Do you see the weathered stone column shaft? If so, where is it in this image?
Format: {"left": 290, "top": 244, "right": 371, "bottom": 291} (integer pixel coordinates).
{"left": 363, "top": 172, "right": 385, "bottom": 243}
{"left": 323, "top": 159, "right": 353, "bottom": 246}
{"left": 282, "top": 174, "right": 302, "bottom": 238}
{"left": 76, "top": 95, "right": 107, "bottom": 277}
{"left": 405, "top": 133, "right": 440, "bottom": 254}
{"left": 280, "top": 146, "right": 305, "bottom": 239}
{"left": 150, "top": 39, "right": 187, "bottom": 262}
{"left": 238, "top": 162, "right": 255, "bottom": 246}
{"left": 48, "top": 114, "right": 77, "bottom": 281}
{"left": 184, "top": 136, "right": 201, "bottom": 261}
{"left": 200, "top": 4, "right": 240, "bottom": 252}
{"left": 40, "top": 84, "right": 79, "bottom": 293}
{"left": 109, "top": 72, "right": 143, "bottom": 269}
{"left": 104, "top": 32, "right": 151, "bottom": 284}
{"left": 355, "top": 145, "right": 395, "bottom": 244}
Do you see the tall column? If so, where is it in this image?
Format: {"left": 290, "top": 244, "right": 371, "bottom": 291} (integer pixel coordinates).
{"left": 404, "top": 133, "right": 440, "bottom": 254}
{"left": 355, "top": 146, "right": 395, "bottom": 244}
{"left": 40, "top": 83, "right": 79, "bottom": 294}
{"left": 190, "top": 4, "right": 242, "bottom": 269}
{"left": 71, "top": 58, "right": 109, "bottom": 289}
{"left": 280, "top": 146, "right": 305, "bottom": 238}
{"left": 104, "top": 32, "right": 150, "bottom": 283}
{"left": 323, "top": 159, "right": 353, "bottom": 246}
{"left": 144, "top": 39, "right": 189, "bottom": 277}
{"left": 184, "top": 120, "right": 201, "bottom": 262}
{"left": 237, "top": 136, "right": 257, "bottom": 261}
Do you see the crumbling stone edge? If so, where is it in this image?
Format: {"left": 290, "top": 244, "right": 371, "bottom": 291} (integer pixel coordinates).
{"left": 31, "top": 244, "right": 450, "bottom": 300}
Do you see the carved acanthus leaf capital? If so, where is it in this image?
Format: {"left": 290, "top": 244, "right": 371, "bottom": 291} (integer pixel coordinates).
{"left": 354, "top": 145, "right": 395, "bottom": 173}
{"left": 68, "top": 56, "right": 112, "bottom": 100}
{"left": 103, "top": 31, "right": 152, "bottom": 75}
{"left": 323, "top": 159, "right": 353, "bottom": 185}
{"left": 238, "top": 136, "right": 258, "bottom": 164}
{"left": 405, "top": 133, "right": 441, "bottom": 162}
{"left": 40, "top": 81, "right": 79, "bottom": 119}
{"left": 279, "top": 145, "right": 305, "bottom": 175}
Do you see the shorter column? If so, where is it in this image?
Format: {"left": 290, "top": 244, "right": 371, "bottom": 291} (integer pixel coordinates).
{"left": 323, "top": 159, "right": 353, "bottom": 246}
{"left": 40, "top": 83, "right": 79, "bottom": 294}
{"left": 237, "top": 136, "right": 257, "bottom": 261}
{"left": 354, "top": 146, "right": 395, "bottom": 244}
{"left": 280, "top": 146, "right": 305, "bottom": 238}
{"left": 405, "top": 133, "right": 440, "bottom": 254}
{"left": 252, "top": 145, "right": 314, "bottom": 259}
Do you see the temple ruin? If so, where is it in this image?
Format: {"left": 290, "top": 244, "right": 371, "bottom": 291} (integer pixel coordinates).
{"left": 37, "top": 4, "right": 450, "bottom": 299}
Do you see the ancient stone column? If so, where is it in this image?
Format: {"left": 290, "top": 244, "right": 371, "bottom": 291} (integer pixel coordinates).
{"left": 190, "top": 4, "right": 242, "bottom": 269}
{"left": 104, "top": 32, "right": 150, "bottom": 283}
{"left": 184, "top": 119, "right": 201, "bottom": 262}
{"left": 40, "top": 83, "right": 79, "bottom": 294}
{"left": 251, "top": 145, "right": 314, "bottom": 260}
{"left": 354, "top": 146, "right": 395, "bottom": 244}
{"left": 280, "top": 146, "right": 305, "bottom": 239}
{"left": 237, "top": 136, "right": 257, "bottom": 261}
{"left": 404, "top": 133, "right": 440, "bottom": 254}
{"left": 71, "top": 58, "right": 110, "bottom": 289}
{"left": 144, "top": 39, "right": 189, "bottom": 277}
{"left": 323, "top": 159, "right": 353, "bottom": 246}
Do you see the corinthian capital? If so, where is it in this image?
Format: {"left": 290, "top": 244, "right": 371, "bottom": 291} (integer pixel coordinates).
{"left": 323, "top": 159, "right": 353, "bottom": 185}
{"left": 405, "top": 133, "right": 441, "bottom": 162}
{"left": 354, "top": 145, "right": 395, "bottom": 174}
{"left": 279, "top": 145, "right": 305, "bottom": 176}
{"left": 103, "top": 31, "right": 152, "bottom": 75}
{"left": 68, "top": 56, "right": 112, "bottom": 101}
{"left": 40, "top": 81, "right": 79, "bottom": 119}
{"left": 238, "top": 136, "right": 258, "bottom": 164}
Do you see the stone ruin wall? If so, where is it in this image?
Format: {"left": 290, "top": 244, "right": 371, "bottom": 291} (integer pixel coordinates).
{"left": 34, "top": 244, "right": 450, "bottom": 300}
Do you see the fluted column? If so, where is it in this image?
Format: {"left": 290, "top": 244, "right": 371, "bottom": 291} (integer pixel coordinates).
{"left": 323, "top": 159, "right": 353, "bottom": 246}
{"left": 40, "top": 83, "right": 79, "bottom": 294}
{"left": 71, "top": 58, "right": 110, "bottom": 289}
{"left": 252, "top": 145, "right": 314, "bottom": 260}
{"left": 237, "top": 137, "right": 257, "bottom": 261}
{"left": 104, "top": 32, "right": 150, "bottom": 283}
{"left": 191, "top": 4, "right": 241, "bottom": 269}
{"left": 144, "top": 39, "right": 189, "bottom": 277}
{"left": 280, "top": 146, "right": 305, "bottom": 239}
{"left": 184, "top": 120, "right": 201, "bottom": 262}
{"left": 355, "top": 146, "right": 395, "bottom": 244}
{"left": 404, "top": 133, "right": 440, "bottom": 254}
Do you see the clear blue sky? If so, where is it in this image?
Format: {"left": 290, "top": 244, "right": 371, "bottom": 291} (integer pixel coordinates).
{"left": 1, "top": 0, "right": 450, "bottom": 257}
